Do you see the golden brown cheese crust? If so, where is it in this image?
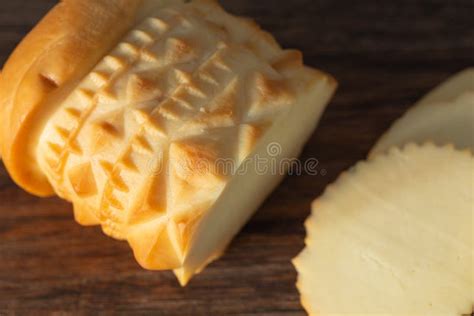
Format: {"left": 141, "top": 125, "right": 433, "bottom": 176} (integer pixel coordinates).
{"left": 31, "top": 0, "right": 335, "bottom": 270}
{"left": 0, "top": 0, "right": 145, "bottom": 196}
{"left": 1, "top": 0, "right": 336, "bottom": 282}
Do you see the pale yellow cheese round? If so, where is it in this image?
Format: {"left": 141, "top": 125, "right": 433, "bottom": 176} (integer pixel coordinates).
{"left": 372, "top": 92, "right": 474, "bottom": 156}
{"left": 372, "top": 68, "right": 474, "bottom": 156}
{"left": 294, "top": 144, "right": 474, "bottom": 315}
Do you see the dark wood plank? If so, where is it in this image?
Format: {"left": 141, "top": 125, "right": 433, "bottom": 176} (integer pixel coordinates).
{"left": 0, "top": 0, "right": 473, "bottom": 314}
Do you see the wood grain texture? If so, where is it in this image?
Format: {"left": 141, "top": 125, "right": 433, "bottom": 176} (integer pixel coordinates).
{"left": 0, "top": 0, "right": 473, "bottom": 315}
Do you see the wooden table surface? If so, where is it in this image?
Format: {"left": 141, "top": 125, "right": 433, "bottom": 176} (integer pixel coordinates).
{"left": 0, "top": 0, "right": 472, "bottom": 315}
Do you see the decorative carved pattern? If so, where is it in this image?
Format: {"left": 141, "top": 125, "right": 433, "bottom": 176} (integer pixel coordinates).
{"left": 38, "top": 2, "right": 297, "bottom": 244}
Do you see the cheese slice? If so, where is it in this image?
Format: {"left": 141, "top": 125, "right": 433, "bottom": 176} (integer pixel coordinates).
{"left": 35, "top": 0, "right": 336, "bottom": 285}
{"left": 417, "top": 68, "right": 474, "bottom": 107}
{"left": 371, "top": 69, "right": 474, "bottom": 156}
{"left": 293, "top": 144, "right": 474, "bottom": 315}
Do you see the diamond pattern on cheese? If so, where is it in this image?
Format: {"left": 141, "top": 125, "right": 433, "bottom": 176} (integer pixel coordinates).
{"left": 372, "top": 68, "right": 474, "bottom": 156}
{"left": 293, "top": 144, "right": 474, "bottom": 315}
{"left": 35, "top": 0, "right": 336, "bottom": 284}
